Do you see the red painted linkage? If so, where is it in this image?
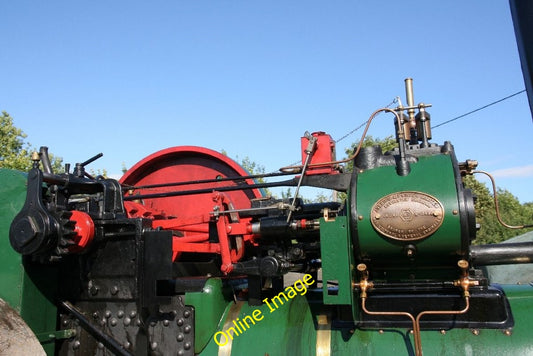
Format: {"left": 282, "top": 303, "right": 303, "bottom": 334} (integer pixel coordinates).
{"left": 124, "top": 192, "right": 255, "bottom": 274}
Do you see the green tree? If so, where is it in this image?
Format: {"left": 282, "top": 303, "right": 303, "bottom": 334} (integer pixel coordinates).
{"left": 345, "top": 135, "right": 398, "bottom": 155}
{"left": 0, "top": 111, "right": 63, "bottom": 172}
{"left": 464, "top": 175, "right": 533, "bottom": 244}
{"left": 0, "top": 111, "right": 33, "bottom": 170}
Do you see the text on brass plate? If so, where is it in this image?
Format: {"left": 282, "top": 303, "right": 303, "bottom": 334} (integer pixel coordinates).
{"left": 370, "top": 191, "right": 444, "bottom": 241}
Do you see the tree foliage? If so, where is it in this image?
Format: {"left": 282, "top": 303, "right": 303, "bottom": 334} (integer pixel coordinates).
{"left": 0, "top": 111, "right": 33, "bottom": 170}
{"left": 463, "top": 175, "right": 533, "bottom": 244}
{"left": 345, "top": 135, "right": 398, "bottom": 155}
{"left": 0, "top": 111, "right": 63, "bottom": 172}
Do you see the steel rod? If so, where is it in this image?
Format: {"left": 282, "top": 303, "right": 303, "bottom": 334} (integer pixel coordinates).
{"left": 123, "top": 178, "right": 299, "bottom": 201}
{"left": 59, "top": 301, "right": 133, "bottom": 356}
{"left": 123, "top": 171, "right": 295, "bottom": 190}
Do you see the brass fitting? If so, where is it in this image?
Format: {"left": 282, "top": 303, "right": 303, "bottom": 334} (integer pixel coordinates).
{"left": 453, "top": 260, "right": 479, "bottom": 297}
{"left": 353, "top": 264, "right": 373, "bottom": 298}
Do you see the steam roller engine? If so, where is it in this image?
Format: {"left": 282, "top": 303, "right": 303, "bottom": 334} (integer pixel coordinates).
{"left": 4, "top": 79, "right": 533, "bottom": 356}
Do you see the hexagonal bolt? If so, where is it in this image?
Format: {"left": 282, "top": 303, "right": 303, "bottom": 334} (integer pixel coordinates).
{"left": 89, "top": 285, "right": 99, "bottom": 296}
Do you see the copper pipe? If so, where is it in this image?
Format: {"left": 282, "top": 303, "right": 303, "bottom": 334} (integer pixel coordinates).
{"left": 361, "top": 298, "right": 420, "bottom": 355}
{"left": 413, "top": 296, "right": 470, "bottom": 355}
{"left": 357, "top": 260, "right": 473, "bottom": 356}
{"left": 473, "top": 170, "right": 533, "bottom": 229}
{"left": 361, "top": 295, "right": 470, "bottom": 356}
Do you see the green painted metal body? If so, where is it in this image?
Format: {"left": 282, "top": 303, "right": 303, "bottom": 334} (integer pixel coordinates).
{"left": 320, "top": 216, "right": 355, "bottom": 306}
{"left": 185, "top": 278, "right": 232, "bottom": 354}
{"left": 0, "top": 168, "right": 59, "bottom": 355}
{"left": 188, "top": 286, "right": 320, "bottom": 356}
{"left": 186, "top": 279, "right": 533, "bottom": 355}
{"left": 0, "top": 169, "right": 28, "bottom": 309}
{"left": 355, "top": 154, "right": 463, "bottom": 280}
{"left": 3, "top": 160, "right": 533, "bottom": 356}
{"left": 319, "top": 216, "right": 363, "bottom": 322}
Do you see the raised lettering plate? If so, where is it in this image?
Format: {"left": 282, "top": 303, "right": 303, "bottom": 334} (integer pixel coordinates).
{"left": 370, "top": 191, "right": 444, "bottom": 241}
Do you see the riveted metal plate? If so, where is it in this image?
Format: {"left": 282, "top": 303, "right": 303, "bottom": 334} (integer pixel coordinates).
{"left": 370, "top": 191, "right": 444, "bottom": 241}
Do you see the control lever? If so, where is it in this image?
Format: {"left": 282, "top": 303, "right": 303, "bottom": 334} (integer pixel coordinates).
{"left": 74, "top": 152, "right": 103, "bottom": 178}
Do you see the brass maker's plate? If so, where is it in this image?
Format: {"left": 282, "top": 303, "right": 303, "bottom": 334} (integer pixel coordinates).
{"left": 370, "top": 191, "right": 444, "bottom": 241}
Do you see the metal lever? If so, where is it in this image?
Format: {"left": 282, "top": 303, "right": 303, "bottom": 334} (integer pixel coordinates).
{"left": 74, "top": 152, "right": 103, "bottom": 178}
{"left": 287, "top": 132, "right": 317, "bottom": 223}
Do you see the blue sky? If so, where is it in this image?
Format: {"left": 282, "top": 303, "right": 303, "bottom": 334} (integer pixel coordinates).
{"left": 2, "top": 1, "right": 532, "bottom": 202}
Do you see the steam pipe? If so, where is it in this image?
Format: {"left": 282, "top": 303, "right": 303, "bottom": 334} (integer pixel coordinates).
{"left": 470, "top": 242, "right": 533, "bottom": 265}
{"left": 39, "top": 147, "right": 53, "bottom": 175}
